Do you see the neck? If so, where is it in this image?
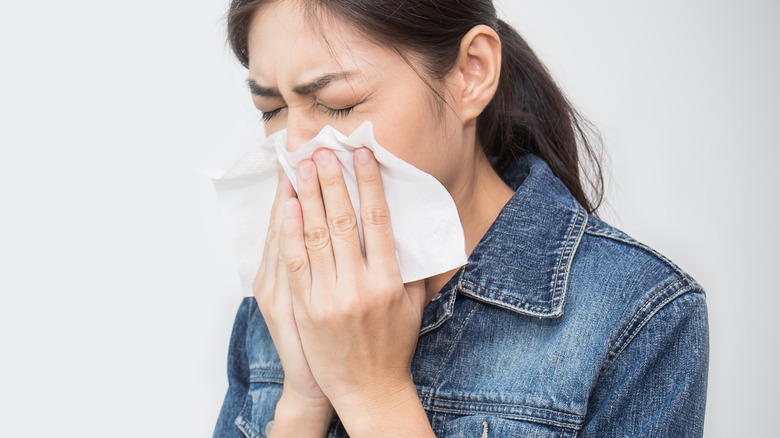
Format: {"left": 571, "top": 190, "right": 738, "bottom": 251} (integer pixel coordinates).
{"left": 423, "top": 148, "right": 515, "bottom": 300}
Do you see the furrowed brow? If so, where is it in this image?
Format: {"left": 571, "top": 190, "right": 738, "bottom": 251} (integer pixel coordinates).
{"left": 247, "top": 79, "right": 280, "bottom": 97}
{"left": 292, "top": 72, "right": 356, "bottom": 95}
{"left": 248, "top": 71, "right": 357, "bottom": 97}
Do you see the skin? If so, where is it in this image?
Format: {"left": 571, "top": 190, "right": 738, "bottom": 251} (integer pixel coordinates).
{"left": 247, "top": 0, "right": 515, "bottom": 436}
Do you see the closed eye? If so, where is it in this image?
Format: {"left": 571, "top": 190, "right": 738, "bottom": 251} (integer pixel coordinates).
{"left": 320, "top": 104, "right": 355, "bottom": 119}
{"left": 261, "top": 107, "right": 286, "bottom": 122}
{"left": 260, "top": 103, "right": 357, "bottom": 123}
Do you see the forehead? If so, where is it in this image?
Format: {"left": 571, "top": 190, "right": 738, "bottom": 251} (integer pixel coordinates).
{"left": 246, "top": 0, "right": 395, "bottom": 85}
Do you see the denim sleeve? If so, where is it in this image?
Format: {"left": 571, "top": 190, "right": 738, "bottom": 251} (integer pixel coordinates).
{"left": 581, "top": 289, "right": 709, "bottom": 437}
{"left": 213, "top": 298, "right": 253, "bottom": 438}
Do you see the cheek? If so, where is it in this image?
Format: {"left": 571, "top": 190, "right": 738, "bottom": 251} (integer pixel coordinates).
{"left": 371, "top": 106, "right": 455, "bottom": 184}
{"left": 363, "top": 76, "right": 462, "bottom": 185}
{"left": 264, "top": 119, "right": 285, "bottom": 137}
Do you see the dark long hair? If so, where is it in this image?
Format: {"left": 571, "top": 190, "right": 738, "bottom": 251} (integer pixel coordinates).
{"left": 227, "top": 0, "right": 604, "bottom": 213}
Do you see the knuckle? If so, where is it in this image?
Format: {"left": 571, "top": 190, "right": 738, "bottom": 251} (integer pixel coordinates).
{"left": 330, "top": 213, "right": 358, "bottom": 236}
{"left": 284, "top": 254, "right": 308, "bottom": 274}
{"left": 265, "top": 226, "right": 278, "bottom": 245}
{"left": 298, "top": 185, "right": 318, "bottom": 201}
{"left": 371, "top": 278, "right": 400, "bottom": 297}
{"left": 350, "top": 291, "right": 370, "bottom": 311}
{"left": 363, "top": 205, "right": 390, "bottom": 227}
{"left": 372, "top": 281, "right": 391, "bottom": 295}
{"left": 308, "top": 307, "right": 332, "bottom": 325}
{"left": 358, "top": 171, "right": 380, "bottom": 184}
{"left": 304, "top": 227, "right": 330, "bottom": 250}
{"left": 282, "top": 221, "right": 299, "bottom": 239}
{"left": 320, "top": 175, "right": 342, "bottom": 189}
{"left": 313, "top": 296, "right": 362, "bottom": 323}
{"left": 338, "top": 297, "right": 362, "bottom": 315}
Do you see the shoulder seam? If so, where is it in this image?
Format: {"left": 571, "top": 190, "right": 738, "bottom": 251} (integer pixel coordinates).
{"left": 584, "top": 224, "right": 691, "bottom": 282}
{"left": 599, "top": 277, "right": 704, "bottom": 376}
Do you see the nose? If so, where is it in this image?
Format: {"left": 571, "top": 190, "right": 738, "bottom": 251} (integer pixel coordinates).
{"left": 284, "top": 109, "right": 322, "bottom": 152}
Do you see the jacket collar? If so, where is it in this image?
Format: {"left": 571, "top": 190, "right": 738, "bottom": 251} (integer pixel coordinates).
{"left": 421, "top": 155, "right": 587, "bottom": 333}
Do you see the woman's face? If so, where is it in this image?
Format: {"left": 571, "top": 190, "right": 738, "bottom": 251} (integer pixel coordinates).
{"left": 246, "top": 0, "right": 466, "bottom": 188}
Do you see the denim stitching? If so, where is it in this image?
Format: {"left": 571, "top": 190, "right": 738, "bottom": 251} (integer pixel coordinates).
{"left": 235, "top": 303, "right": 260, "bottom": 438}
{"left": 427, "top": 396, "right": 584, "bottom": 418}
{"left": 617, "top": 288, "right": 691, "bottom": 360}
{"left": 235, "top": 416, "right": 262, "bottom": 438}
{"left": 608, "top": 278, "right": 685, "bottom": 358}
{"left": 422, "top": 300, "right": 480, "bottom": 406}
{"left": 422, "top": 406, "right": 582, "bottom": 430}
{"left": 457, "top": 206, "right": 585, "bottom": 318}
{"left": 248, "top": 369, "right": 284, "bottom": 384}
{"left": 584, "top": 225, "right": 695, "bottom": 285}
{"left": 419, "top": 279, "right": 460, "bottom": 336}
{"left": 601, "top": 278, "right": 701, "bottom": 374}
{"left": 458, "top": 281, "right": 556, "bottom": 316}
{"left": 550, "top": 206, "right": 587, "bottom": 313}
{"left": 604, "top": 278, "right": 682, "bottom": 365}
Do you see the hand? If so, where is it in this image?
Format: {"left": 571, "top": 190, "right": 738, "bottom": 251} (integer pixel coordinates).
{"left": 281, "top": 147, "right": 430, "bottom": 433}
{"left": 252, "top": 169, "right": 333, "bottom": 434}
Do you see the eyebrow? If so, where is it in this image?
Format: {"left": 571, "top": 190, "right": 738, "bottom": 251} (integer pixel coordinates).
{"left": 247, "top": 72, "right": 356, "bottom": 97}
{"left": 247, "top": 80, "right": 279, "bottom": 97}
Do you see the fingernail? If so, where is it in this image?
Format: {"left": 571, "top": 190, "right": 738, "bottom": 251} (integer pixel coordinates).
{"left": 298, "top": 161, "right": 314, "bottom": 180}
{"left": 356, "top": 148, "right": 371, "bottom": 165}
{"left": 313, "top": 149, "right": 332, "bottom": 166}
{"left": 285, "top": 199, "right": 295, "bottom": 218}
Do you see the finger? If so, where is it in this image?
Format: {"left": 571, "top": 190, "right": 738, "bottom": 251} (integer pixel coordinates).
{"left": 256, "top": 168, "right": 296, "bottom": 295}
{"left": 405, "top": 280, "right": 428, "bottom": 312}
{"left": 313, "top": 148, "right": 364, "bottom": 279}
{"left": 296, "top": 159, "right": 336, "bottom": 285}
{"left": 266, "top": 168, "right": 295, "bottom": 251}
{"left": 281, "top": 197, "right": 313, "bottom": 305}
{"left": 353, "top": 148, "right": 400, "bottom": 278}
{"left": 279, "top": 166, "right": 297, "bottom": 199}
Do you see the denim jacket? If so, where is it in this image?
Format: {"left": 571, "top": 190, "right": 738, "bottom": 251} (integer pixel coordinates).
{"left": 214, "top": 154, "right": 709, "bottom": 438}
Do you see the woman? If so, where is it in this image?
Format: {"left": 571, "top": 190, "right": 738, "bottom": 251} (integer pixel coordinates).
{"left": 214, "top": 0, "right": 709, "bottom": 436}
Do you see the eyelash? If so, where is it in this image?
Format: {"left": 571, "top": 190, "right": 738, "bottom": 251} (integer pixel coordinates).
{"left": 261, "top": 108, "right": 284, "bottom": 122}
{"left": 260, "top": 104, "right": 356, "bottom": 122}
{"left": 321, "top": 105, "right": 355, "bottom": 119}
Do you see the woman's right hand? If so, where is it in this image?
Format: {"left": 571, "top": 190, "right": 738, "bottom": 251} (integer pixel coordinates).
{"left": 252, "top": 168, "right": 333, "bottom": 436}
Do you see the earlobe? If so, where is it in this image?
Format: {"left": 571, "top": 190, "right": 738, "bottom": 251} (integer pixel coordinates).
{"left": 452, "top": 25, "right": 502, "bottom": 123}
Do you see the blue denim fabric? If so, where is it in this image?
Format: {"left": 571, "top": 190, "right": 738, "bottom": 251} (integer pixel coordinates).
{"left": 213, "top": 154, "right": 709, "bottom": 438}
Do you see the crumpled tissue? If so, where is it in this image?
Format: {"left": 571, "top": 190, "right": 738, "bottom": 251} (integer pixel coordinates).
{"left": 205, "top": 121, "right": 467, "bottom": 297}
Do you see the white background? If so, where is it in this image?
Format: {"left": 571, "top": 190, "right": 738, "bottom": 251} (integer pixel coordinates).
{"left": 1, "top": 0, "right": 777, "bottom": 436}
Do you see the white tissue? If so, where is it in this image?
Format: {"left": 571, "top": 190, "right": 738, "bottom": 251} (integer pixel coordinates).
{"left": 207, "top": 121, "right": 467, "bottom": 297}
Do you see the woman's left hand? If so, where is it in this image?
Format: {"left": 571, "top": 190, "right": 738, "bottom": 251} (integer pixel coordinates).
{"left": 280, "top": 147, "right": 433, "bottom": 435}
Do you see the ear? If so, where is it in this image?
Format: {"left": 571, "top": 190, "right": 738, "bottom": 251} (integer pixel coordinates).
{"left": 447, "top": 25, "right": 502, "bottom": 123}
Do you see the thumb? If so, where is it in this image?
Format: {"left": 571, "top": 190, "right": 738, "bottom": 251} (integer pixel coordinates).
{"left": 404, "top": 279, "right": 428, "bottom": 312}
